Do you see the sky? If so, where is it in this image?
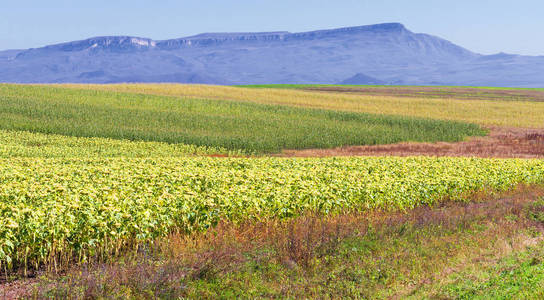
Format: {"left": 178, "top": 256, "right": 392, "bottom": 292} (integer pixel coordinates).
{"left": 1, "top": 0, "right": 542, "bottom": 55}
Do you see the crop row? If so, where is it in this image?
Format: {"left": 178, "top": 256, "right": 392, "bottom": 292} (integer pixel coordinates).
{"left": 64, "top": 83, "right": 544, "bottom": 128}
{"left": 0, "top": 129, "right": 244, "bottom": 158}
{"left": 1, "top": 156, "right": 543, "bottom": 271}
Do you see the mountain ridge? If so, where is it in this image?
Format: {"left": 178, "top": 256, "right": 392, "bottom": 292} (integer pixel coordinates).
{"left": 1, "top": 23, "right": 543, "bottom": 87}
{"left": 13, "top": 23, "right": 417, "bottom": 52}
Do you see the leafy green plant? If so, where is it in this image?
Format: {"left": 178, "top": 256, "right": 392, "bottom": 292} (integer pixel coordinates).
{"left": 1, "top": 156, "right": 543, "bottom": 273}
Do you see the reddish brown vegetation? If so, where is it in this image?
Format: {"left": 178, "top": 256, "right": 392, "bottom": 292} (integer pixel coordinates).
{"left": 282, "top": 127, "right": 544, "bottom": 158}
{"left": 205, "top": 153, "right": 230, "bottom": 158}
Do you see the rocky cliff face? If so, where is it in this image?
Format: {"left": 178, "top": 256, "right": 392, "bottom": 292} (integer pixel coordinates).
{"left": 0, "top": 23, "right": 542, "bottom": 87}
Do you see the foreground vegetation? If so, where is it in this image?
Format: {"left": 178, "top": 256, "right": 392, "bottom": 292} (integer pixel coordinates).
{"left": 416, "top": 243, "right": 544, "bottom": 299}
{"left": 0, "top": 130, "right": 242, "bottom": 158}
{"left": 0, "top": 84, "right": 485, "bottom": 153}
{"left": 1, "top": 83, "right": 543, "bottom": 298}
{"left": 64, "top": 83, "right": 544, "bottom": 128}
{"left": 27, "top": 187, "right": 544, "bottom": 298}
{"left": 2, "top": 156, "right": 543, "bottom": 276}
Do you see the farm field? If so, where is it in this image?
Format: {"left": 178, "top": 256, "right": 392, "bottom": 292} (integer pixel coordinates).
{"left": 0, "top": 130, "right": 240, "bottom": 158}
{"left": 2, "top": 156, "right": 543, "bottom": 273}
{"left": 0, "top": 85, "right": 484, "bottom": 153}
{"left": 64, "top": 83, "right": 544, "bottom": 128}
{"left": 282, "top": 126, "right": 544, "bottom": 158}
{"left": 242, "top": 84, "right": 544, "bottom": 102}
{"left": 58, "top": 84, "right": 544, "bottom": 158}
{"left": 10, "top": 186, "right": 544, "bottom": 298}
{"left": 1, "top": 83, "right": 544, "bottom": 298}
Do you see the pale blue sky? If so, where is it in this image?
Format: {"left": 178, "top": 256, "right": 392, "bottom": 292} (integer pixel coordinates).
{"left": 1, "top": 0, "right": 542, "bottom": 55}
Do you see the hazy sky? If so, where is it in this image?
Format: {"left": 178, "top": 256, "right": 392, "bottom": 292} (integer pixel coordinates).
{"left": 1, "top": 0, "right": 542, "bottom": 55}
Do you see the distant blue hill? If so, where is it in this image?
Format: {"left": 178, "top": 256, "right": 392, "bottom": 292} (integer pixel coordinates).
{"left": 339, "top": 73, "right": 385, "bottom": 85}
{"left": 0, "top": 23, "right": 543, "bottom": 87}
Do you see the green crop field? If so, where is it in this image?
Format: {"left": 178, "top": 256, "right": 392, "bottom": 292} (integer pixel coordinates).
{"left": 0, "top": 85, "right": 484, "bottom": 153}
{"left": 1, "top": 84, "right": 544, "bottom": 298}
{"left": 0, "top": 130, "right": 241, "bottom": 158}
{"left": 64, "top": 83, "right": 544, "bottom": 128}
{"left": 2, "top": 155, "right": 543, "bottom": 272}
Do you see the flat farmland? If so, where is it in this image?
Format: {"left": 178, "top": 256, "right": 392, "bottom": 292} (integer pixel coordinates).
{"left": 0, "top": 85, "right": 484, "bottom": 153}
{"left": 245, "top": 84, "right": 544, "bottom": 102}
{"left": 64, "top": 83, "right": 544, "bottom": 128}
{"left": 1, "top": 83, "right": 544, "bottom": 299}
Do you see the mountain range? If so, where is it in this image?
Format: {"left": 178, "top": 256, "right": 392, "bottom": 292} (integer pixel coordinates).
{"left": 1, "top": 23, "right": 543, "bottom": 87}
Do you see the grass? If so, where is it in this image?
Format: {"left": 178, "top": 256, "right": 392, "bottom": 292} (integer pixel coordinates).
{"left": 26, "top": 187, "right": 544, "bottom": 299}
{"left": 62, "top": 83, "right": 544, "bottom": 128}
{"left": 409, "top": 195, "right": 544, "bottom": 299}
{"left": 0, "top": 84, "right": 485, "bottom": 153}
{"left": 424, "top": 247, "right": 544, "bottom": 299}
{"left": 420, "top": 198, "right": 544, "bottom": 299}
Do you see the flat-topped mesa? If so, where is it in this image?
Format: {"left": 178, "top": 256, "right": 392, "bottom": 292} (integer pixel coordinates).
{"left": 15, "top": 23, "right": 411, "bottom": 54}
{"left": 156, "top": 31, "right": 290, "bottom": 49}
{"left": 32, "top": 36, "right": 156, "bottom": 53}
{"left": 287, "top": 22, "right": 409, "bottom": 40}
{"left": 3, "top": 22, "right": 542, "bottom": 86}
{"left": 14, "top": 36, "right": 157, "bottom": 59}
{"left": 158, "top": 23, "right": 409, "bottom": 48}
{"left": 183, "top": 31, "right": 291, "bottom": 40}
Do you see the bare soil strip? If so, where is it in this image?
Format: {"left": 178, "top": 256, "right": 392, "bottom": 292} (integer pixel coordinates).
{"left": 302, "top": 86, "right": 544, "bottom": 102}
{"left": 281, "top": 127, "right": 544, "bottom": 158}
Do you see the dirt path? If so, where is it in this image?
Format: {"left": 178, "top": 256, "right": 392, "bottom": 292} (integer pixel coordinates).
{"left": 281, "top": 127, "right": 544, "bottom": 158}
